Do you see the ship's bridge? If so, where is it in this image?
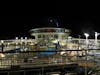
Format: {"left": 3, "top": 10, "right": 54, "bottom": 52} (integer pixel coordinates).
{"left": 30, "top": 27, "right": 70, "bottom": 40}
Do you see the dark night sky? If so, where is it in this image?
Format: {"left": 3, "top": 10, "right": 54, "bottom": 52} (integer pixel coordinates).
{"left": 0, "top": 16, "right": 100, "bottom": 39}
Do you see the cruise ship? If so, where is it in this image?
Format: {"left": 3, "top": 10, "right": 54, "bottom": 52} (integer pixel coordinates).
{"left": 0, "top": 27, "right": 100, "bottom": 74}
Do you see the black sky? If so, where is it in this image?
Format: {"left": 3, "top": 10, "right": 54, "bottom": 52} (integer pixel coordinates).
{"left": 0, "top": 16, "right": 100, "bottom": 39}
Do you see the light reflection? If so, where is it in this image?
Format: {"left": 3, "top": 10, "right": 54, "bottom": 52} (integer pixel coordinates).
{"left": 0, "top": 53, "right": 5, "bottom": 58}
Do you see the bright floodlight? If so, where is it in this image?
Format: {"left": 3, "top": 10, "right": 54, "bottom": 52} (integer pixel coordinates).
{"left": 15, "top": 37, "right": 18, "bottom": 40}
{"left": 84, "top": 33, "right": 89, "bottom": 37}
{"left": 84, "top": 33, "right": 89, "bottom": 45}
{"left": 95, "top": 32, "right": 100, "bottom": 36}
{"left": 95, "top": 32, "right": 100, "bottom": 45}
{"left": 25, "top": 37, "right": 27, "bottom": 40}
{"left": 1, "top": 40, "right": 4, "bottom": 43}
{"left": 21, "top": 37, "right": 23, "bottom": 40}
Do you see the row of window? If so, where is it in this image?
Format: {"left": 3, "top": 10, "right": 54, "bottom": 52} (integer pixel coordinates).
{"left": 36, "top": 34, "right": 67, "bottom": 39}
{"left": 38, "top": 34, "right": 58, "bottom": 39}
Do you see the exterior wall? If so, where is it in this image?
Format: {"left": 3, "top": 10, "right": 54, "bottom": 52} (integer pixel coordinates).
{"left": 30, "top": 28, "right": 70, "bottom": 40}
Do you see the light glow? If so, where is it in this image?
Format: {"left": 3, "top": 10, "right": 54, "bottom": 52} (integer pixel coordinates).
{"left": 0, "top": 53, "right": 5, "bottom": 58}
{"left": 84, "top": 33, "right": 89, "bottom": 37}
